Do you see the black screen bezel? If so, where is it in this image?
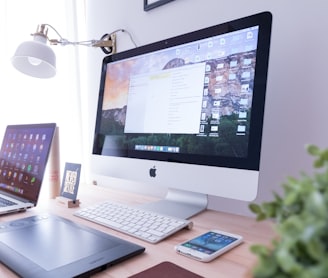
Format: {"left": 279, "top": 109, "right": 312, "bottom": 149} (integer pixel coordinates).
{"left": 93, "top": 12, "right": 272, "bottom": 171}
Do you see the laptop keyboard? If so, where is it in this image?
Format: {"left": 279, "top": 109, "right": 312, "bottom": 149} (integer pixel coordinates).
{"left": 74, "top": 201, "right": 193, "bottom": 243}
{"left": 0, "top": 197, "right": 17, "bottom": 207}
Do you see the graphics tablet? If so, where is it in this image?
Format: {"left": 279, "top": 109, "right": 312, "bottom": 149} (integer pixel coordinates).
{"left": 0, "top": 214, "right": 145, "bottom": 278}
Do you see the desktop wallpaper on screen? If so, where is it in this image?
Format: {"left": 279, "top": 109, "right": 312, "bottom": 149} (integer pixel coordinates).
{"left": 96, "top": 26, "right": 259, "bottom": 162}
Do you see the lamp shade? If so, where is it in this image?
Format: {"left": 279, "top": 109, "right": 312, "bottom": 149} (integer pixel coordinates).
{"left": 11, "top": 35, "right": 56, "bottom": 78}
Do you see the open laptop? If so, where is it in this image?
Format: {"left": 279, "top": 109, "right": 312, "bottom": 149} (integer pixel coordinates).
{"left": 0, "top": 123, "right": 56, "bottom": 214}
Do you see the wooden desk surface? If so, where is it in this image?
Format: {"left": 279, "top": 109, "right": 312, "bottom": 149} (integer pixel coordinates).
{"left": 0, "top": 184, "right": 274, "bottom": 278}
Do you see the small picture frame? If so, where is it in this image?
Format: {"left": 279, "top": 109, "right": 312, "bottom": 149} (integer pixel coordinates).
{"left": 60, "top": 162, "right": 81, "bottom": 201}
{"left": 144, "top": 0, "right": 175, "bottom": 11}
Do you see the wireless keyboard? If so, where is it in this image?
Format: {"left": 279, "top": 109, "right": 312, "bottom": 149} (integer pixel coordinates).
{"left": 74, "top": 201, "right": 193, "bottom": 243}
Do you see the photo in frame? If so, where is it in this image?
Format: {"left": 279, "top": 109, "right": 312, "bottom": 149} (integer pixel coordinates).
{"left": 144, "top": 0, "right": 175, "bottom": 11}
{"left": 60, "top": 162, "right": 81, "bottom": 201}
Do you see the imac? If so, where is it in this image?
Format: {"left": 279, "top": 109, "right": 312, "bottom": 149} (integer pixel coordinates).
{"left": 90, "top": 12, "right": 272, "bottom": 219}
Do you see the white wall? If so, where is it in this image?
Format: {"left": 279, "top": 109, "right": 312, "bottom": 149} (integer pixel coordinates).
{"left": 83, "top": 0, "right": 328, "bottom": 216}
{"left": 0, "top": 0, "right": 83, "bottom": 178}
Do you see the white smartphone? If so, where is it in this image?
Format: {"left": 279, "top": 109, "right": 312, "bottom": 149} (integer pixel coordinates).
{"left": 175, "top": 230, "right": 243, "bottom": 262}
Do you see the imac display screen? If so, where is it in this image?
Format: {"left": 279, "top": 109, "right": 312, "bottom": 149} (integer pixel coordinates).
{"left": 91, "top": 12, "right": 272, "bottom": 206}
{"left": 93, "top": 12, "right": 271, "bottom": 171}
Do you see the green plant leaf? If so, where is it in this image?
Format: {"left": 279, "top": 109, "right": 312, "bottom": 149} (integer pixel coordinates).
{"left": 283, "top": 190, "right": 299, "bottom": 206}
{"left": 262, "top": 202, "right": 277, "bottom": 218}
{"left": 307, "top": 144, "right": 320, "bottom": 156}
{"left": 250, "top": 244, "right": 270, "bottom": 257}
{"left": 249, "top": 203, "right": 262, "bottom": 214}
{"left": 306, "top": 238, "right": 325, "bottom": 261}
{"left": 305, "top": 191, "right": 326, "bottom": 217}
{"left": 276, "top": 247, "right": 302, "bottom": 275}
{"left": 320, "top": 149, "right": 328, "bottom": 161}
{"left": 252, "top": 248, "right": 278, "bottom": 278}
{"left": 314, "top": 158, "right": 324, "bottom": 168}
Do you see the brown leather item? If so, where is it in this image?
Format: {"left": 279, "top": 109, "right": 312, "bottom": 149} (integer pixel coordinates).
{"left": 128, "top": 261, "right": 204, "bottom": 278}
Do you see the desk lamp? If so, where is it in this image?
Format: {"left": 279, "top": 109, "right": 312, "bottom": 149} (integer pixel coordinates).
{"left": 11, "top": 24, "right": 119, "bottom": 78}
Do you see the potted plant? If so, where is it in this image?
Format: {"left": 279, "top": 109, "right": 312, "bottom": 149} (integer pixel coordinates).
{"left": 249, "top": 145, "right": 328, "bottom": 278}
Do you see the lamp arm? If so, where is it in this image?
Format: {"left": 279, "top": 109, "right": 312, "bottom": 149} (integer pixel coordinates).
{"left": 33, "top": 24, "right": 137, "bottom": 55}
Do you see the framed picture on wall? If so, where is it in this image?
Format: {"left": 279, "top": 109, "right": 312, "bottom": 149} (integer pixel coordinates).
{"left": 144, "top": 0, "right": 175, "bottom": 11}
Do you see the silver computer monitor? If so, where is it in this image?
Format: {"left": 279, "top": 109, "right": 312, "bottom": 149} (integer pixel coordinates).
{"left": 90, "top": 12, "right": 272, "bottom": 219}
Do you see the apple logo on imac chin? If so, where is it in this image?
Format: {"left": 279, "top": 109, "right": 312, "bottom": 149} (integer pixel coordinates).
{"left": 149, "top": 166, "right": 156, "bottom": 178}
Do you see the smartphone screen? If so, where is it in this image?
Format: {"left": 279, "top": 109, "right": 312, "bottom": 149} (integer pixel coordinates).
{"left": 181, "top": 231, "right": 239, "bottom": 255}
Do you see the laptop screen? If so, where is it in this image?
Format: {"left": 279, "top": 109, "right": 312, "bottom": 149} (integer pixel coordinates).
{"left": 0, "top": 123, "right": 56, "bottom": 204}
